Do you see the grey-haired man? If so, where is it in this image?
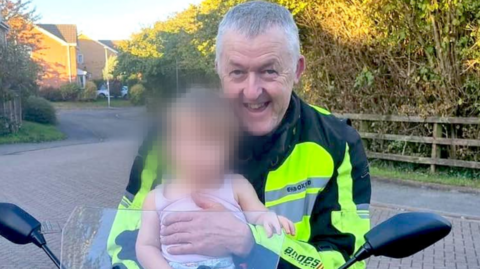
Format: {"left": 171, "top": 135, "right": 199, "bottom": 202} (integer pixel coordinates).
{"left": 108, "top": 2, "right": 371, "bottom": 269}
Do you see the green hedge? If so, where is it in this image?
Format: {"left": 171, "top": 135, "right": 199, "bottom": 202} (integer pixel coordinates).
{"left": 59, "top": 83, "right": 82, "bottom": 101}
{"left": 130, "top": 84, "right": 146, "bottom": 105}
{"left": 24, "top": 96, "right": 57, "bottom": 125}
{"left": 40, "top": 87, "right": 63, "bottom": 102}
{"left": 79, "top": 81, "right": 98, "bottom": 101}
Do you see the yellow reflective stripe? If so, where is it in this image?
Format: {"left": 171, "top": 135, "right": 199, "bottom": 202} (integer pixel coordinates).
{"left": 332, "top": 143, "right": 369, "bottom": 269}
{"left": 336, "top": 145, "right": 356, "bottom": 211}
{"left": 250, "top": 224, "right": 326, "bottom": 269}
{"left": 318, "top": 250, "right": 346, "bottom": 269}
{"left": 265, "top": 177, "right": 329, "bottom": 202}
{"left": 107, "top": 201, "right": 142, "bottom": 267}
{"left": 131, "top": 151, "right": 158, "bottom": 209}
{"left": 265, "top": 188, "right": 321, "bottom": 207}
{"left": 265, "top": 142, "right": 334, "bottom": 243}
{"left": 309, "top": 105, "right": 331, "bottom": 115}
{"left": 356, "top": 204, "right": 370, "bottom": 219}
{"left": 251, "top": 220, "right": 347, "bottom": 269}
{"left": 265, "top": 142, "right": 334, "bottom": 191}
{"left": 249, "top": 224, "right": 285, "bottom": 255}
{"left": 267, "top": 194, "right": 318, "bottom": 223}
{"left": 108, "top": 145, "right": 159, "bottom": 268}
{"left": 294, "top": 216, "right": 311, "bottom": 242}
{"left": 121, "top": 196, "right": 132, "bottom": 207}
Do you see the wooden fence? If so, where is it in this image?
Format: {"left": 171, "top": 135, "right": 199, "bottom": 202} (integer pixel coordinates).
{"left": 0, "top": 95, "right": 22, "bottom": 134}
{"left": 335, "top": 113, "right": 480, "bottom": 172}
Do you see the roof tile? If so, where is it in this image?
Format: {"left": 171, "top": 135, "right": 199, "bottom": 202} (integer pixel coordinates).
{"left": 98, "top": 40, "right": 123, "bottom": 51}
{"left": 37, "top": 24, "right": 78, "bottom": 44}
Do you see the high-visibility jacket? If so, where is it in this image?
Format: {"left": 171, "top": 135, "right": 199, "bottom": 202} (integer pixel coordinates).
{"left": 107, "top": 93, "right": 371, "bottom": 269}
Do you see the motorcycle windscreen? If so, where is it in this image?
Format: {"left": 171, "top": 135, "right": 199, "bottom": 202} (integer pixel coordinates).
{"left": 61, "top": 207, "right": 285, "bottom": 269}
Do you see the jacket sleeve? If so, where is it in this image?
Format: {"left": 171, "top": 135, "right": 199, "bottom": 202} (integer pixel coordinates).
{"left": 107, "top": 130, "right": 160, "bottom": 269}
{"left": 250, "top": 127, "right": 371, "bottom": 269}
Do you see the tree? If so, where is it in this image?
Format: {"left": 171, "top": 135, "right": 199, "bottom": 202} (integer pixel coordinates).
{"left": 0, "top": 0, "right": 40, "bottom": 47}
{"left": 0, "top": 42, "right": 40, "bottom": 98}
{"left": 102, "top": 55, "right": 118, "bottom": 81}
{"left": 114, "top": 0, "right": 311, "bottom": 99}
{"left": 0, "top": 42, "right": 40, "bottom": 133}
{"left": 1, "top": 0, "right": 41, "bottom": 134}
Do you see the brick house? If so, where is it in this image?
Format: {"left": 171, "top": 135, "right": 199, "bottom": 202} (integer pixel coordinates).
{"left": 31, "top": 24, "right": 87, "bottom": 88}
{"left": 77, "top": 34, "right": 121, "bottom": 80}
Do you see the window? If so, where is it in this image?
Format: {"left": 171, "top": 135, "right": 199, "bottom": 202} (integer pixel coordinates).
{"left": 78, "top": 54, "right": 84, "bottom": 64}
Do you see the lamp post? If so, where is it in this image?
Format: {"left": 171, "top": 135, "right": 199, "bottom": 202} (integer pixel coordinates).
{"left": 105, "top": 47, "right": 111, "bottom": 108}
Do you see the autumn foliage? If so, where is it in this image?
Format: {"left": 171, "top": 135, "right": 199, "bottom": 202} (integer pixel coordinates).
{"left": 113, "top": 0, "right": 480, "bottom": 165}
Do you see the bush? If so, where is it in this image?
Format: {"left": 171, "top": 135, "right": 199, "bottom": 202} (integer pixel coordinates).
{"left": 59, "top": 83, "right": 81, "bottom": 101}
{"left": 79, "top": 81, "right": 98, "bottom": 101}
{"left": 24, "top": 96, "right": 57, "bottom": 125}
{"left": 126, "top": 75, "right": 140, "bottom": 88}
{"left": 0, "top": 116, "right": 11, "bottom": 136}
{"left": 129, "top": 84, "right": 146, "bottom": 105}
{"left": 39, "top": 87, "right": 63, "bottom": 102}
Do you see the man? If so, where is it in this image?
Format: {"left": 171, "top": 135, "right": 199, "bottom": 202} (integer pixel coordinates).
{"left": 108, "top": 2, "right": 371, "bottom": 269}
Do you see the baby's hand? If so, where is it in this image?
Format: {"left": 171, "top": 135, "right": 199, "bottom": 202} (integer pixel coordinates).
{"left": 260, "top": 213, "right": 296, "bottom": 238}
{"left": 278, "top": 215, "right": 296, "bottom": 236}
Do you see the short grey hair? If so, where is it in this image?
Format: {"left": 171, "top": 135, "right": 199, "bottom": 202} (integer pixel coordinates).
{"left": 215, "top": 1, "right": 300, "bottom": 67}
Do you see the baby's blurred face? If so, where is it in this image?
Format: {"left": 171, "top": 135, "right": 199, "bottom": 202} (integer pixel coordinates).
{"left": 169, "top": 113, "right": 231, "bottom": 185}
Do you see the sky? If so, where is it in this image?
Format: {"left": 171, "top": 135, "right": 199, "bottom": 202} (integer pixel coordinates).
{"left": 33, "top": 0, "right": 203, "bottom": 40}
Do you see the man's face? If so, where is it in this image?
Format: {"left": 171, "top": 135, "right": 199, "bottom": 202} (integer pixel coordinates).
{"left": 217, "top": 27, "right": 305, "bottom": 136}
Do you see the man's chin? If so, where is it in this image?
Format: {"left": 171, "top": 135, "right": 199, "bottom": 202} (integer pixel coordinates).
{"left": 244, "top": 123, "right": 275, "bottom": 136}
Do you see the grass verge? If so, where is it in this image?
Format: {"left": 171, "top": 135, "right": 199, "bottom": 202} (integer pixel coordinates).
{"left": 370, "top": 164, "right": 480, "bottom": 189}
{"left": 0, "top": 121, "right": 66, "bottom": 144}
{"left": 52, "top": 99, "right": 133, "bottom": 109}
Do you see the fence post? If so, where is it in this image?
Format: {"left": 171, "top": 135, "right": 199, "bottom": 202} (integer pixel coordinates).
{"left": 450, "top": 125, "right": 457, "bottom": 159}
{"left": 359, "top": 120, "right": 370, "bottom": 148}
{"left": 431, "top": 123, "right": 442, "bottom": 173}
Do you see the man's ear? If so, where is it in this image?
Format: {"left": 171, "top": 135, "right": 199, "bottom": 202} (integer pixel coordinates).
{"left": 294, "top": 56, "right": 306, "bottom": 84}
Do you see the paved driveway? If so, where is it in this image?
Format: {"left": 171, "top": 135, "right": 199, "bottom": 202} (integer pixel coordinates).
{"left": 0, "top": 108, "right": 478, "bottom": 269}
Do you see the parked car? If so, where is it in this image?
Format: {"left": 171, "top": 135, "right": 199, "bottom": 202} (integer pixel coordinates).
{"left": 97, "top": 85, "right": 128, "bottom": 99}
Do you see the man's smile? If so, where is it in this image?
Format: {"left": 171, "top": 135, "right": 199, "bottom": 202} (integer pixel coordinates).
{"left": 243, "top": 101, "right": 271, "bottom": 113}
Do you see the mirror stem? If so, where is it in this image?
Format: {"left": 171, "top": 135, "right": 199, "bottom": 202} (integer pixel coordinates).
{"left": 338, "top": 244, "right": 372, "bottom": 269}
{"left": 41, "top": 244, "right": 61, "bottom": 269}
{"left": 30, "top": 230, "right": 62, "bottom": 269}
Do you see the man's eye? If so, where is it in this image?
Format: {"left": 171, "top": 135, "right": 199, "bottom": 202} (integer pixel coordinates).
{"left": 230, "top": 70, "right": 245, "bottom": 76}
{"left": 263, "top": 69, "right": 278, "bottom": 75}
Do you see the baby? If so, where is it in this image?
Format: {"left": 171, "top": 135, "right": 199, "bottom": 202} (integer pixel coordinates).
{"left": 136, "top": 90, "right": 295, "bottom": 269}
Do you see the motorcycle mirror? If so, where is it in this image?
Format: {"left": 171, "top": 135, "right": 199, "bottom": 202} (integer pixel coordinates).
{"left": 365, "top": 212, "right": 452, "bottom": 258}
{"left": 339, "top": 212, "right": 452, "bottom": 269}
{"left": 0, "top": 203, "right": 44, "bottom": 247}
{"left": 0, "top": 203, "right": 61, "bottom": 268}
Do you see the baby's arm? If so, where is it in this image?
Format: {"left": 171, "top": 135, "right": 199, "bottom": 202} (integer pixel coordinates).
{"left": 136, "top": 191, "right": 172, "bottom": 269}
{"left": 233, "top": 175, "right": 295, "bottom": 237}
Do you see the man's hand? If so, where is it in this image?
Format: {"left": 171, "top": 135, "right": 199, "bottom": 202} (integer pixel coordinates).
{"left": 160, "top": 195, "right": 254, "bottom": 257}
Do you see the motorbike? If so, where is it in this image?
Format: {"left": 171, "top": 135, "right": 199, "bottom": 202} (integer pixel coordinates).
{"left": 0, "top": 203, "right": 452, "bottom": 269}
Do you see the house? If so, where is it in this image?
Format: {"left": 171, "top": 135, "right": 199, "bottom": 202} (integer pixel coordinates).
{"left": 30, "top": 24, "right": 87, "bottom": 88}
{"left": 78, "top": 34, "right": 121, "bottom": 80}
{"left": 0, "top": 14, "right": 9, "bottom": 46}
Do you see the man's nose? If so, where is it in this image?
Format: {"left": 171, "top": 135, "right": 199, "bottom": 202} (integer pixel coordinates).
{"left": 243, "top": 72, "right": 262, "bottom": 100}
